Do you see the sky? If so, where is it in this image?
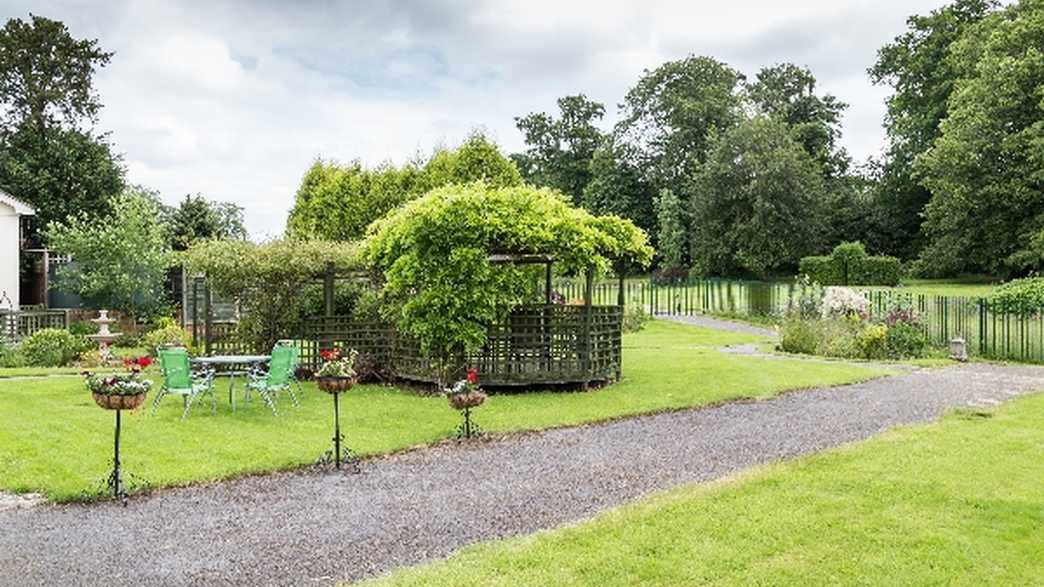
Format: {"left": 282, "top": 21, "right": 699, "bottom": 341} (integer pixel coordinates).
{"left": 4, "top": 0, "right": 953, "bottom": 238}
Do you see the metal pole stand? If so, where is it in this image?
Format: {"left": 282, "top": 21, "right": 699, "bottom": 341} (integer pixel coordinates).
{"left": 317, "top": 392, "right": 359, "bottom": 473}
{"left": 456, "top": 406, "right": 483, "bottom": 439}
{"left": 105, "top": 410, "right": 128, "bottom": 505}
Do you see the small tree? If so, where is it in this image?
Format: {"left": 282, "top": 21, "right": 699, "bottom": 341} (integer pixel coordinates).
{"left": 45, "top": 186, "right": 174, "bottom": 320}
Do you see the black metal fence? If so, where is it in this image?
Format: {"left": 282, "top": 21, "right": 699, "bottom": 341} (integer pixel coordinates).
{"left": 555, "top": 277, "right": 1044, "bottom": 364}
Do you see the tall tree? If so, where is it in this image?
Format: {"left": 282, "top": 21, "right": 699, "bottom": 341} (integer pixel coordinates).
{"left": 615, "top": 55, "right": 744, "bottom": 190}
{"left": 45, "top": 186, "right": 174, "bottom": 320}
{"left": 868, "top": 0, "right": 998, "bottom": 259}
{"left": 0, "top": 14, "right": 123, "bottom": 241}
{"left": 513, "top": 94, "right": 605, "bottom": 204}
{"left": 917, "top": 0, "right": 1044, "bottom": 276}
{"left": 165, "top": 194, "right": 247, "bottom": 251}
{"left": 582, "top": 140, "right": 657, "bottom": 237}
{"left": 688, "top": 117, "right": 827, "bottom": 277}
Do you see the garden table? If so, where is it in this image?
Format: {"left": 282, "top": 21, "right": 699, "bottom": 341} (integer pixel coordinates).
{"left": 190, "top": 355, "right": 270, "bottom": 411}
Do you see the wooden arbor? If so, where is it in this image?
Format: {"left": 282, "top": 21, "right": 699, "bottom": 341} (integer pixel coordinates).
{"left": 308, "top": 254, "right": 629, "bottom": 388}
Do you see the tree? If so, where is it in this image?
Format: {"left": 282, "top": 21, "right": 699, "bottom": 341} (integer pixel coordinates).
{"left": 655, "top": 188, "right": 688, "bottom": 269}
{"left": 616, "top": 56, "right": 744, "bottom": 189}
{"left": 916, "top": 0, "right": 1044, "bottom": 276}
{"left": 45, "top": 186, "right": 174, "bottom": 319}
{"left": 513, "top": 94, "right": 606, "bottom": 203}
{"left": 287, "top": 132, "right": 521, "bottom": 241}
{"left": 165, "top": 194, "right": 247, "bottom": 251}
{"left": 869, "top": 0, "right": 999, "bottom": 259}
{"left": 364, "top": 183, "right": 652, "bottom": 361}
{"left": 0, "top": 14, "right": 123, "bottom": 241}
{"left": 688, "top": 117, "right": 827, "bottom": 277}
{"left": 747, "top": 63, "right": 849, "bottom": 179}
{"left": 581, "top": 140, "right": 657, "bottom": 237}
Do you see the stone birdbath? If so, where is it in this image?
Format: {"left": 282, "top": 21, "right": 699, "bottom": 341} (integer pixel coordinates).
{"left": 87, "top": 309, "right": 121, "bottom": 360}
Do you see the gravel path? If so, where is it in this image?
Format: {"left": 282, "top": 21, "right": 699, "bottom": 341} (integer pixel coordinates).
{"left": 660, "top": 313, "right": 777, "bottom": 338}
{"left": 2, "top": 362, "right": 1042, "bottom": 586}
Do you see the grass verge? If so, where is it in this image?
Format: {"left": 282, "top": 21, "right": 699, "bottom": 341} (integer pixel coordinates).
{"left": 358, "top": 392, "right": 1044, "bottom": 586}
{"left": 0, "top": 321, "right": 888, "bottom": 501}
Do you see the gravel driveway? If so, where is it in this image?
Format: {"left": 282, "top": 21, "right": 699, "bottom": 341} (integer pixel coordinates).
{"left": 2, "top": 362, "right": 1042, "bottom": 586}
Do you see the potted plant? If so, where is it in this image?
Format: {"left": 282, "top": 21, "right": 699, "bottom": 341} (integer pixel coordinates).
{"left": 84, "top": 356, "right": 153, "bottom": 410}
{"left": 446, "top": 368, "right": 486, "bottom": 438}
{"left": 315, "top": 348, "right": 358, "bottom": 393}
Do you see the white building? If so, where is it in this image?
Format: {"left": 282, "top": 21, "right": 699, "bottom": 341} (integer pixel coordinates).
{"left": 0, "top": 190, "right": 34, "bottom": 310}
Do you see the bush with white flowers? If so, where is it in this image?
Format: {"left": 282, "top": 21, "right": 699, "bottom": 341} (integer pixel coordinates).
{"left": 820, "top": 287, "right": 868, "bottom": 320}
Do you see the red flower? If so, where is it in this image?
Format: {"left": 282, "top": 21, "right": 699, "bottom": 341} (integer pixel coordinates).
{"left": 122, "top": 357, "right": 135, "bottom": 368}
{"left": 136, "top": 356, "right": 153, "bottom": 368}
{"left": 320, "top": 348, "right": 340, "bottom": 361}
{"left": 466, "top": 368, "right": 478, "bottom": 384}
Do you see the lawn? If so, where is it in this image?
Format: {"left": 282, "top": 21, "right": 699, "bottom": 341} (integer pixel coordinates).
{"left": 0, "top": 320, "right": 888, "bottom": 502}
{"left": 860, "top": 276, "right": 1000, "bottom": 298}
{"left": 359, "top": 393, "right": 1044, "bottom": 587}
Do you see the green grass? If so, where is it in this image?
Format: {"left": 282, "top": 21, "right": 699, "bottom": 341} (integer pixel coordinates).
{"left": 0, "top": 321, "right": 887, "bottom": 502}
{"left": 860, "top": 276, "right": 1001, "bottom": 298}
{"left": 358, "top": 393, "right": 1044, "bottom": 587}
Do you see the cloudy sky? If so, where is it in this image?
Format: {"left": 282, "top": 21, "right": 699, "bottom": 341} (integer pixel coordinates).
{"left": 5, "top": 0, "right": 951, "bottom": 237}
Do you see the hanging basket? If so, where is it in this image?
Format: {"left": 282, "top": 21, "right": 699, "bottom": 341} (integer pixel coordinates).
{"left": 448, "top": 390, "right": 487, "bottom": 410}
{"left": 317, "top": 376, "right": 355, "bottom": 394}
{"left": 92, "top": 392, "right": 148, "bottom": 411}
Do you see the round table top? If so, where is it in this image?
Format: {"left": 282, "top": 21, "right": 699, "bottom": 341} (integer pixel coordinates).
{"left": 191, "top": 355, "right": 270, "bottom": 365}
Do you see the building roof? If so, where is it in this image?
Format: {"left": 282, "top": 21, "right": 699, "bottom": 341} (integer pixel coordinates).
{"left": 0, "top": 189, "right": 34, "bottom": 215}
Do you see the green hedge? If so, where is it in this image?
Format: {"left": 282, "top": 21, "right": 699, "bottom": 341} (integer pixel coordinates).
{"left": 800, "top": 242, "right": 901, "bottom": 286}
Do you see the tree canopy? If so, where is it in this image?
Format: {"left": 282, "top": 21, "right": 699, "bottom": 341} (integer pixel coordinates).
{"left": 364, "top": 182, "right": 652, "bottom": 358}
{"left": 44, "top": 186, "right": 174, "bottom": 319}
{"left": 164, "top": 193, "right": 247, "bottom": 251}
{"left": 286, "top": 132, "right": 521, "bottom": 241}
{"left": 0, "top": 14, "right": 123, "bottom": 241}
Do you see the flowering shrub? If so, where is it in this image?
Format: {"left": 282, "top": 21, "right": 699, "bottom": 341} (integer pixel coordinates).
{"left": 447, "top": 368, "right": 482, "bottom": 397}
{"left": 316, "top": 348, "right": 359, "bottom": 379}
{"left": 884, "top": 304, "right": 921, "bottom": 328}
{"left": 820, "top": 287, "right": 868, "bottom": 319}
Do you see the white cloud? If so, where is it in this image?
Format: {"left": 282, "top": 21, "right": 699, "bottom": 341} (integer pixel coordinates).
{"left": 2, "top": 0, "right": 952, "bottom": 237}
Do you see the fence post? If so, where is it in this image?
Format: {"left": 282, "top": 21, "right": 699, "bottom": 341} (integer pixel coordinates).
{"left": 191, "top": 277, "right": 200, "bottom": 349}
{"left": 203, "top": 279, "right": 212, "bottom": 356}
{"left": 978, "top": 298, "right": 987, "bottom": 356}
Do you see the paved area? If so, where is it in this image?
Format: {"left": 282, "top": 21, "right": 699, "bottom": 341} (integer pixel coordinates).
{"left": 2, "top": 362, "right": 1042, "bottom": 586}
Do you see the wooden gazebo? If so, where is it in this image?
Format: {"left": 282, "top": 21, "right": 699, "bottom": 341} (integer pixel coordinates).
{"left": 306, "top": 254, "right": 628, "bottom": 388}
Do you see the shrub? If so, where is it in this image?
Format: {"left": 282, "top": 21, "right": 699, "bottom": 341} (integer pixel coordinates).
{"left": 799, "top": 241, "right": 900, "bottom": 286}
{"left": 850, "top": 256, "right": 902, "bottom": 286}
{"left": 821, "top": 287, "right": 868, "bottom": 319}
{"left": 78, "top": 349, "right": 107, "bottom": 368}
{"left": 0, "top": 344, "right": 26, "bottom": 368}
{"left": 622, "top": 302, "right": 649, "bottom": 333}
{"left": 856, "top": 324, "right": 889, "bottom": 360}
{"left": 68, "top": 320, "right": 99, "bottom": 336}
{"left": 113, "top": 332, "right": 142, "bottom": 348}
{"left": 653, "top": 265, "right": 689, "bottom": 284}
{"left": 779, "top": 318, "right": 821, "bottom": 355}
{"left": 20, "top": 328, "right": 92, "bottom": 367}
{"left": 989, "top": 278, "right": 1044, "bottom": 315}
{"left": 142, "top": 325, "right": 192, "bottom": 355}
{"left": 886, "top": 323, "right": 930, "bottom": 358}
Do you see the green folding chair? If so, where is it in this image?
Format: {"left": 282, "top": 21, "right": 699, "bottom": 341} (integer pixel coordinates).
{"left": 153, "top": 347, "right": 216, "bottom": 420}
{"left": 244, "top": 344, "right": 295, "bottom": 416}
{"left": 276, "top": 340, "right": 303, "bottom": 407}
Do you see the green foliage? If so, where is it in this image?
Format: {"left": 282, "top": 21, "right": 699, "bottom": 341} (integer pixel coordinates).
{"left": 67, "top": 320, "right": 98, "bottom": 336}
{"left": 286, "top": 133, "right": 520, "bottom": 242}
{"left": 856, "top": 323, "right": 890, "bottom": 360}
{"left": 0, "top": 15, "right": 123, "bottom": 240}
{"left": 0, "top": 344, "right": 25, "bottom": 368}
{"left": 45, "top": 186, "right": 175, "bottom": 319}
{"left": 364, "top": 183, "right": 653, "bottom": 358}
{"left": 616, "top": 55, "right": 744, "bottom": 187}
{"left": 886, "top": 323, "right": 930, "bottom": 358}
{"left": 142, "top": 325, "right": 191, "bottom": 355}
{"left": 164, "top": 194, "right": 247, "bottom": 250}
{"left": 655, "top": 188, "right": 688, "bottom": 269}
{"left": 869, "top": 0, "right": 998, "bottom": 259}
{"left": 689, "top": 117, "right": 826, "bottom": 277}
{"left": 184, "top": 238, "right": 361, "bottom": 350}
{"left": 581, "top": 141, "right": 657, "bottom": 237}
{"left": 989, "top": 277, "right": 1044, "bottom": 315}
{"left": 513, "top": 94, "right": 605, "bottom": 204}
{"left": 20, "top": 328, "right": 90, "bottom": 367}
{"left": 800, "top": 242, "right": 901, "bottom": 286}
{"left": 917, "top": 0, "right": 1044, "bottom": 276}
{"left": 621, "top": 302, "right": 649, "bottom": 333}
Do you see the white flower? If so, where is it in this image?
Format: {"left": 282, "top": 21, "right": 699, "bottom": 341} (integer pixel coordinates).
{"left": 821, "top": 287, "right": 868, "bottom": 319}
